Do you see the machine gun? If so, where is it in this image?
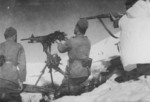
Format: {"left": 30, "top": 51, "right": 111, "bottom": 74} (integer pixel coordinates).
{"left": 21, "top": 31, "right": 67, "bottom": 90}
{"left": 81, "top": 12, "right": 124, "bottom": 39}
{"left": 21, "top": 31, "right": 67, "bottom": 54}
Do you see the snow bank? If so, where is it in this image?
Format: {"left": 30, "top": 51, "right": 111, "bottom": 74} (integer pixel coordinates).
{"left": 53, "top": 76, "right": 150, "bottom": 102}
{"left": 89, "top": 33, "right": 120, "bottom": 80}
{"left": 21, "top": 93, "right": 42, "bottom": 102}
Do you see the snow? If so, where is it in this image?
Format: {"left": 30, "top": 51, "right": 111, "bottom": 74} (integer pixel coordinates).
{"left": 21, "top": 93, "right": 42, "bottom": 102}
{"left": 89, "top": 32, "right": 120, "bottom": 80}
{"left": 90, "top": 32, "right": 120, "bottom": 62}
{"left": 53, "top": 75, "right": 150, "bottom": 102}
{"left": 24, "top": 62, "right": 65, "bottom": 86}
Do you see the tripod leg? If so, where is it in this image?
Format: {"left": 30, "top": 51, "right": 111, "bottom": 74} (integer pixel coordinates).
{"left": 35, "top": 64, "right": 48, "bottom": 86}
{"left": 50, "top": 68, "right": 55, "bottom": 89}
{"left": 67, "top": 77, "right": 70, "bottom": 93}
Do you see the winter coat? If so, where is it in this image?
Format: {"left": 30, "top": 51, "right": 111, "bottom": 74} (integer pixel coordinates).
{"left": 58, "top": 35, "right": 91, "bottom": 78}
{"left": 119, "top": 0, "right": 150, "bottom": 71}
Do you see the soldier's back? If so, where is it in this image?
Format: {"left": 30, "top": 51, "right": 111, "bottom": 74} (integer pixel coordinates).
{"left": 68, "top": 35, "right": 91, "bottom": 60}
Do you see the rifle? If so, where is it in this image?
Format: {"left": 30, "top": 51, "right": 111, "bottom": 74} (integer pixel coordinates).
{"left": 81, "top": 12, "right": 123, "bottom": 20}
{"left": 81, "top": 12, "right": 124, "bottom": 39}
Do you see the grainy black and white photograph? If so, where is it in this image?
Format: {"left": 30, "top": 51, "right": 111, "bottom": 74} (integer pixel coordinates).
{"left": 1, "top": 0, "right": 150, "bottom": 102}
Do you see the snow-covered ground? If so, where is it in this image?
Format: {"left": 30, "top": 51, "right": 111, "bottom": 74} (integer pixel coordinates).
{"left": 53, "top": 75, "right": 150, "bottom": 102}
{"left": 21, "top": 93, "right": 42, "bottom": 102}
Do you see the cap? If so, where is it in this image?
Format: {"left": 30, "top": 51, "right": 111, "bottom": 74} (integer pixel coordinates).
{"left": 76, "top": 18, "right": 88, "bottom": 33}
{"left": 4, "top": 27, "right": 17, "bottom": 39}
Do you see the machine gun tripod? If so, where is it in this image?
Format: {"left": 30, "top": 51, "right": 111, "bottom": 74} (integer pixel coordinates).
{"left": 34, "top": 52, "right": 66, "bottom": 88}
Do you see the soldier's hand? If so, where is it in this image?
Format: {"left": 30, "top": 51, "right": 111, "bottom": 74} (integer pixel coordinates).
{"left": 56, "top": 40, "right": 66, "bottom": 45}
{"left": 18, "top": 79, "right": 23, "bottom": 90}
{"left": 65, "top": 36, "right": 68, "bottom": 41}
{"left": 55, "top": 40, "right": 60, "bottom": 44}
{"left": 109, "top": 12, "right": 116, "bottom": 22}
{"left": 118, "top": 12, "right": 124, "bottom": 17}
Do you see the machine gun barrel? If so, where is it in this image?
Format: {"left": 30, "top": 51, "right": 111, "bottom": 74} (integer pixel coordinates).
{"left": 21, "top": 34, "right": 45, "bottom": 43}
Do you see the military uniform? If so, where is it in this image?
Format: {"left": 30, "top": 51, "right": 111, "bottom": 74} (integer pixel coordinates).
{"left": 0, "top": 27, "right": 26, "bottom": 102}
{"left": 56, "top": 19, "right": 92, "bottom": 96}
{"left": 58, "top": 34, "right": 91, "bottom": 94}
{"left": 58, "top": 35, "right": 91, "bottom": 77}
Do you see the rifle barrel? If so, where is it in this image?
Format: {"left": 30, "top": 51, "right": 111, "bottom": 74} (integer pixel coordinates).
{"left": 82, "top": 13, "right": 123, "bottom": 20}
{"left": 84, "top": 14, "right": 110, "bottom": 19}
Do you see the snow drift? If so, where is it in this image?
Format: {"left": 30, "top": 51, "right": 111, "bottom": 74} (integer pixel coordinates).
{"left": 54, "top": 76, "right": 150, "bottom": 102}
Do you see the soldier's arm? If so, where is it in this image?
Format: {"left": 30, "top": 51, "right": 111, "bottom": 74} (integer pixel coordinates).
{"left": 57, "top": 39, "right": 71, "bottom": 53}
{"left": 17, "top": 44, "right": 27, "bottom": 82}
{"left": 113, "top": 19, "right": 119, "bottom": 28}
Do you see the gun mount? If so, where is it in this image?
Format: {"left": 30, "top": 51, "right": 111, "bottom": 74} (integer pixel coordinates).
{"left": 21, "top": 31, "right": 67, "bottom": 54}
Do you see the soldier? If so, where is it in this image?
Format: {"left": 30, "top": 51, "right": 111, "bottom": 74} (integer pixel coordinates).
{"left": 110, "top": 0, "right": 150, "bottom": 82}
{"left": 57, "top": 19, "right": 92, "bottom": 95}
{"left": 0, "top": 27, "right": 26, "bottom": 102}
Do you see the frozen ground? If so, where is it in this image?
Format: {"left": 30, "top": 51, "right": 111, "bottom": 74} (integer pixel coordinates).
{"left": 53, "top": 75, "right": 150, "bottom": 102}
